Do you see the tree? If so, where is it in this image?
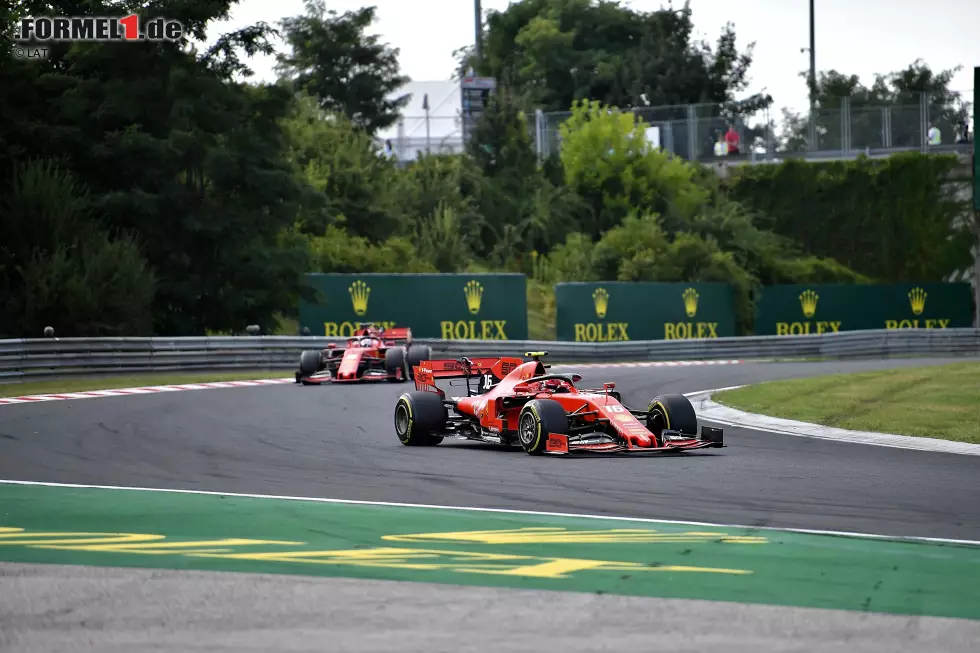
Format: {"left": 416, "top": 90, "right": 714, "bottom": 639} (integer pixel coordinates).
{"left": 461, "top": 0, "right": 755, "bottom": 113}
{"left": 282, "top": 93, "right": 403, "bottom": 241}
{"left": 0, "top": 0, "right": 318, "bottom": 336}
{"left": 778, "top": 60, "right": 970, "bottom": 152}
{"left": 277, "top": 0, "right": 410, "bottom": 133}
{"left": 558, "top": 99, "right": 706, "bottom": 239}
{"left": 466, "top": 87, "right": 584, "bottom": 260}
{"left": 0, "top": 160, "right": 156, "bottom": 337}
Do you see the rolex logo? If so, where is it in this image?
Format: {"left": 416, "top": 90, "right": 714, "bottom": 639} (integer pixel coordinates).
{"left": 799, "top": 289, "right": 818, "bottom": 319}
{"left": 908, "top": 287, "right": 927, "bottom": 315}
{"left": 592, "top": 288, "right": 609, "bottom": 319}
{"left": 464, "top": 280, "right": 484, "bottom": 315}
{"left": 682, "top": 288, "right": 699, "bottom": 318}
{"left": 349, "top": 280, "right": 370, "bottom": 316}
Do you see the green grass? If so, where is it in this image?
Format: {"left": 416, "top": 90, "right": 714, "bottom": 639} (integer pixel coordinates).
{"left": 0, "top": 371, "right": 292, "bottom": 398}
{"left": 713, "top": 362, "right": 980, "bottom": 444}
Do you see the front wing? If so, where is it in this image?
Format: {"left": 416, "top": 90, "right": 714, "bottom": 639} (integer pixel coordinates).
{"left": 298, "top": 369, "right": 399, "bottom": 385}
{"left": 543, "top": 427, "right": 725, "bottom": 455}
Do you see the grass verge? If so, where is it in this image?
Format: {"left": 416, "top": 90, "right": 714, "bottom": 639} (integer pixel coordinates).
{"left": 712, "top": 362, "right": 980, "bottom": 444}
{"left": 0, "top": 371, "right": 292, "bottom": 398}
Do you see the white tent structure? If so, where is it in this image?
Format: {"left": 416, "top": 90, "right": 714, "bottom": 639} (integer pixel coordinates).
{"left": 376, "top": 80, "right": 464, "bottom": 161}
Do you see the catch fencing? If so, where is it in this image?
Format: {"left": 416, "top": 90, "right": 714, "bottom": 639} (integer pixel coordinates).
{"left": 1, "top": 329, "right": 978, "bottom": 381}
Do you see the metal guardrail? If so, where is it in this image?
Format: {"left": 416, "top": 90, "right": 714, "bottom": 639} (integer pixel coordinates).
{"left": 1, "top": 329, "right": 978, "bottom": 381}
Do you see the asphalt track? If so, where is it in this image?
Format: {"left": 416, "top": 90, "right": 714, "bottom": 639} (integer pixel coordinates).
{"left": 2, "top": 356, "right": 978, "bottom": 540}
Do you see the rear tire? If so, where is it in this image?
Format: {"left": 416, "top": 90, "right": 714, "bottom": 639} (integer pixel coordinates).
{"left": 646, "top": 394, "right": 698, "bottom": 443}
{"left": 406, "top": 344, "right": 431, "bottom": 380}
{"left": 385, "top": 346, "right": 409, "bottom": 383}
{"left": 394, "top": 392, "right": 446, "bottom": 446}
{"left": 299, "top": 350, "right": 321, "bottom": 376}
{"left": 517, "top": 399, "right": 569, "bottom": 455}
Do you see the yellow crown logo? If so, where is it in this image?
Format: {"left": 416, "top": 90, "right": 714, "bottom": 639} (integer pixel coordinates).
{"left": 464, "top": 280, "right": 484, "bottom": 314}
{"left": 799, "top": 289, "right": 818, "bottom": 318}
{"left": 908, "top": 287, "right": 927, "bottom": 315}
{"left": 592, "top": 288, "right": 609, "bottom": 319}
{"left": 682, "top": 288, "right": 699, "bottom": 318}
{"left": 349, "top": 280, "right": 370, "bottom": 316}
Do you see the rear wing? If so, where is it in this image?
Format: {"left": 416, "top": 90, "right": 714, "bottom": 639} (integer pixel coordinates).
{"left": 413, "top": 357, "right": 524, "bottom": 393}
{"left": 382, "top": 326, "right": 412, "bottom": 344}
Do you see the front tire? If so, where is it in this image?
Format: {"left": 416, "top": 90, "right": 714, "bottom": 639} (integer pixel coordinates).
{"left": 406, "top": 344, "right": 431, "bottom": 380}
{"left": 385, "top": 346, "right": 410, "bottom": 383}
{"left": 299, "top": 350, "right": 322, "bottom": 377}
{"left": 394, "top": 392, "right": 446, "bottom": 446}
{"left": 646, "top": 394, "right": 698, "bottom": 443}
{"left": 518, "top": 399, "right": 569, "bottom": 455}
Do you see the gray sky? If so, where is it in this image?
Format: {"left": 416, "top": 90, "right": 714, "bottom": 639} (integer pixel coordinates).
{"left": 209, "top": 0, "right": 979, "bottom": 116}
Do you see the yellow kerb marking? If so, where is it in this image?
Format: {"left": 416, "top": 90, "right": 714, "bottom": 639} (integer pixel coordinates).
{"left": 38, "top": 538, "right": 303, "bottom": 554}
{"left": 382, "top": 528, "right": 767, "bottom": 545}
{"left": 190, "top": 547, "right": 751, "bottom": 578}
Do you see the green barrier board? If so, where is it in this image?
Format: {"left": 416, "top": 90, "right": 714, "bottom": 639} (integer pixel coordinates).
{"left": 555, "top": 282, "right": 736, "bottom": 342}
{"left": 754, "top": 283, "right": 974, "bottom": 336}
{"left": 299, "top": 273, "right": 528, "bottom": 340}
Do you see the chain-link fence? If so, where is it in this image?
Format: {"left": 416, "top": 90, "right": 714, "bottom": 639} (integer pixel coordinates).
{"left": 534, "top": 91, "right": 973, "bottom": 162}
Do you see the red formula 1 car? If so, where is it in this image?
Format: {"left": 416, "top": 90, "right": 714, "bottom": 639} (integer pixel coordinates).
{"left": 296, "top": 323, "right": 432, "bottom": 385}
{"left": 393, "top": 352, "right": 724, "bottom": 455}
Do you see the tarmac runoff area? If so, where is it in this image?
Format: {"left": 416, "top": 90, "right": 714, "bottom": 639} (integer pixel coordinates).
{"left": 3, "top": 562, "right": 980, "bottom": 653}
{"left": 1, "top": 356, "right": 978, "bottom": 651}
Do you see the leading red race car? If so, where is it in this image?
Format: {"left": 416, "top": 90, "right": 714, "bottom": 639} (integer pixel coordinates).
{"left": 296, "top": 322, "right": 431, "bottom": 385}
{"left": 393, "top": 352, "right": 724, "bottom": 455}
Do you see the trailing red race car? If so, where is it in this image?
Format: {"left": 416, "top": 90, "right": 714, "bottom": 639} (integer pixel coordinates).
{"left": 296, "top": 322, "right": 431, "bottom": 385}
{"left": 393, "top": 352, "right": 724, "bottom": 455}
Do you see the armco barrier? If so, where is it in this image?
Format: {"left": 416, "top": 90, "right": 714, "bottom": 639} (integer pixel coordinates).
{"left": 1, "top": 329, "right": 979, "bottom": 381}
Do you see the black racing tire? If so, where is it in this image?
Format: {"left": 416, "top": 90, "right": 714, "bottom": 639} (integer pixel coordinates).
{"left": 517, "top": 399, "right": 569, "bottom": 455}
{"left": 385, "top": 346, "right": 410, "bottom": 383}
{"left": 299, "top": 350, "right": 322, "bottom": 376}
{"left": 406, "top": 344, "right": 431, "bottom": 379}
{"left": 646, "top": 394, "right": 698, "bottom": 442}
{"left": 394, "top": 391, "right": 446, "bottom": 446}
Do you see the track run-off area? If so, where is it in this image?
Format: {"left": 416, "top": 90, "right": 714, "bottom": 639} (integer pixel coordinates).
{"left": 1, "top": 355, "right": 979, "bottom": 652}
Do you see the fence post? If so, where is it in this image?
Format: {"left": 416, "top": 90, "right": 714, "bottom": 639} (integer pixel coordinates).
{"left": 686, "top": 104, "right": 697, "bottom": 161}
{"left": 535, "top": 109, "right": 545, "bottom": 160}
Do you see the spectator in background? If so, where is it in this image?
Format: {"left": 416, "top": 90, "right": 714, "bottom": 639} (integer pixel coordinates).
{"left": 927, "top": 125, "right": 941, "bottom": 146}
{"left": 713, "top": 133, "right": 726, "bottom": 157}
{"left": 383, "top": 139, "right": 396, "bottom": 159}
{"left": 956, "top": 121, "right": 970, "bottom": 144}
{"left": 725, "top": 125, "right": 740, "bottom": 155}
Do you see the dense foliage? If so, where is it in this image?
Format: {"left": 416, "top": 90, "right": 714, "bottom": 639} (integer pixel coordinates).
{"left": 0, "top": 0, "right": 972, "bottom": 339}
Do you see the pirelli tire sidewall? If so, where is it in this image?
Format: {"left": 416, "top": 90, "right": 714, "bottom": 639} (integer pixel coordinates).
{"left": 518, "top": 399, "right": 569, "bottom": 455}
{"left": 394, "top": 391, "right": 446, "bottom": 446}
{"left": 646, "top": 394, "right": 698, "bottom": 442}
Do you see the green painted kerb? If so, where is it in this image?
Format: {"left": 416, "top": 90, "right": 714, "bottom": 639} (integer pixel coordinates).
{"left": 0, "top": 484, "right": 978, "bottom": 620}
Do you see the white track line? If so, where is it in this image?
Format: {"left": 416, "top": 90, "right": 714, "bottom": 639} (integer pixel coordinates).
{"left": 1, "top": 479, "right": 977, "bottom": 547}
{"left": 0, "top": 378, "right": 294, "bottom": 406}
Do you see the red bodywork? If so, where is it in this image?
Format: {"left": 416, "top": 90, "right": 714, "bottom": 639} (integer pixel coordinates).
{"left": 300, "top": 324, "right": 412, "bottom": 385}
{"left": 412, "top": 356, "right": 722, "bottom": 454}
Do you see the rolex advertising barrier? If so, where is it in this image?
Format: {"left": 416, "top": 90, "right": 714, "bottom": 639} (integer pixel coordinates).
{"left": 299, "top": 273, "right": 529, "bottom": 340}
{"left": 1, "top": 329, "right": 979, "bottom": 381}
